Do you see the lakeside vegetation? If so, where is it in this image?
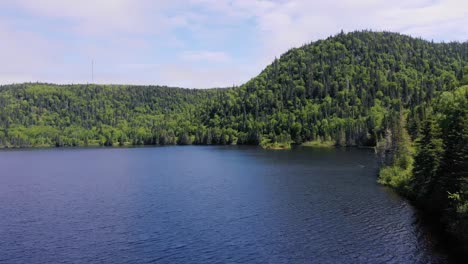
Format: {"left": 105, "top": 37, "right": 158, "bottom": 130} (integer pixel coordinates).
{"left": 260, "top": 138, "right": 292, "bottom": 150}
{"left": 301, "top": 140, "right": 336, "bottom": 148}
{"left": 378, "top": 86, "right": 468, "bottom": 252}
{"left": 0, "top": 31, "right": 467, "bottom": 252}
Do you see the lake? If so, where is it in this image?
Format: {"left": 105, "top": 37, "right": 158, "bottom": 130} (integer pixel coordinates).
{"left": 0, "top": 146, "right": 454, "bottom": 263}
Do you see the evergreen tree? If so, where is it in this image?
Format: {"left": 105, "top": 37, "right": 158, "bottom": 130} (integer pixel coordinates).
{"left": 411, "top": 117, "right": 444, "bottom": 211}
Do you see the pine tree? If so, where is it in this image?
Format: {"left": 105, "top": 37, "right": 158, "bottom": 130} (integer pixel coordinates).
{"left": 411, "top": 117, "right": 444, "bottom": 211}
{"left": 438, "top": 104, "right": 468, "bottom": 211}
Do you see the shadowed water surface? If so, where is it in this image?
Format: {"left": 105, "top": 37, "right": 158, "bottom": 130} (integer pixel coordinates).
{"left": 0, "top": 146, "right": 453, "bottom": 263}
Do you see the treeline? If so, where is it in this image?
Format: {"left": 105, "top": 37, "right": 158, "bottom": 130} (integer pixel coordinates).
{"left": 0, "top": 84, "right": 217, "bottom": 147}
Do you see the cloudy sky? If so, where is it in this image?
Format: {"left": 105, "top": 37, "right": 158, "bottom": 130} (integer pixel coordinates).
{"left": 1, "top": 0, "right": 467, "bottom": 88}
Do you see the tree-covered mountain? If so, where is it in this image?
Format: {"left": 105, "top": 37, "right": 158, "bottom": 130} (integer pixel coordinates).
{"left": 202, "top": 31, "right": 467, "bottom": 147}
{"left": 0, "top": 31, "right": 467, "bottom": 251}
{"left": 1, "top": 31, "right": 466, "bottom": 148}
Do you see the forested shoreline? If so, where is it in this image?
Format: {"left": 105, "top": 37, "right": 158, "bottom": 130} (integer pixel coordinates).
{"left": 1, "top": 31, "right": 467, "bottom": 255}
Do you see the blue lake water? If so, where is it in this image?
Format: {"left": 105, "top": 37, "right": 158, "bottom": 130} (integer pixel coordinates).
{"left": 0, "top": 146, "right": 453, "bottom": 263}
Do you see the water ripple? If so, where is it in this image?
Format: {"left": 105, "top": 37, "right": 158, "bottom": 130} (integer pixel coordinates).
{"left": 0, "top": 147, "right": 453, "bottom": 263}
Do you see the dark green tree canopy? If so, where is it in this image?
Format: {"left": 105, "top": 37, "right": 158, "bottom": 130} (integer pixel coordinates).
{"left": 1, "top": 31, "right": 467, "bottom": 148}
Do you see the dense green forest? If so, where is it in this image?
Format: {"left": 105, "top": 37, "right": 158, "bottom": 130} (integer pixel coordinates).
{"left": 377, "top": 85, "right": 468, "bottom": 253}
{"left": 0, "top": 31, "right": 467, "bottom": 249}
{"left": 2, "top": 31, "right": 467, "bottom": 148}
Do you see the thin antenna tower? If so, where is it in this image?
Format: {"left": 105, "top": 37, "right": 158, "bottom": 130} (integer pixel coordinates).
{"left": 91, "top": 59, "right": 94, "bottom": 83}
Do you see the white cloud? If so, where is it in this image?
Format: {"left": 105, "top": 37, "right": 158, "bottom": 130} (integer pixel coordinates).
{"left": 0, "top": 0, "right": 467, "bottom": 87}
{"left": 179, "top": 50, "right": 231, "bottom": 62}
{"left": 245, "top": 0, "right": 468, "bottom": 64}
{"left": 155, "top": 63, "right": 253, "bottom": 88}
{"left": 2, "top": 0, "right": 191, "bottom": 37}
{"left": 0, "top": 18, "right": 64, "bottom": 79}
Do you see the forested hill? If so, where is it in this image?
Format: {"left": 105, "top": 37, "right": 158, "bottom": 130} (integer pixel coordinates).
{"left": 0, "top": 31, "right": 467, "bottom": 148}
{"left": 202, "top": 31, "right": 467, "bottom": 147}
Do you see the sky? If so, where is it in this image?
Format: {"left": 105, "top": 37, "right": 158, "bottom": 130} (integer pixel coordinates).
{"left": 0, "top": 0, "right": 467, "bottom": 88}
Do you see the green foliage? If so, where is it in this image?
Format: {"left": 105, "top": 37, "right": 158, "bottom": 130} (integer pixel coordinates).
{"left": 301, "top": 140, "right": 335, "bottom": 148}
{"left": 1, "top": 31, "right": 467, "bottom": 148}
{"left": 377, "top": 85, "right": 467, "bottom": 247}
{"left": 402, "top": 86, "right": 467, "bottom": 245}
{"left": 411, "top": 117, "right": 444, "bottom": 209}
{"left": 260, "top": 138, "right": 292, "bottom": 150}
{"left": 435, "top": 86, "right": 468, "bottom": 243}
{"left": 462, "top": 66, "right": 468, "bottom": 85}
{"left": 0, "top": 84, "right": 218, "bottom": 147}
{"left": 377, "top": 113, "right": 414, "bottom": 195}
{"left": 378, "top": 165, "right": 412, "bottom": 194}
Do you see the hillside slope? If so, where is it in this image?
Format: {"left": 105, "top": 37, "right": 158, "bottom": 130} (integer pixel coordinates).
{"left": 1, "top": 31, "right": 467, "bottom": 147}
{"left": 202, "top": 31, "right": 468, "bottom": 146}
